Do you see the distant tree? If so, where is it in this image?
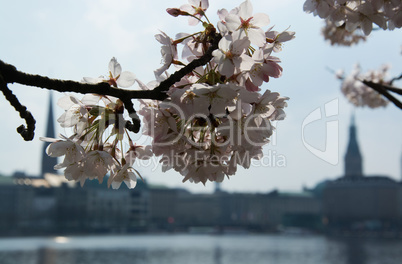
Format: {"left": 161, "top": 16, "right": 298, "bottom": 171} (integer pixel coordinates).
{"left": 303, "top": 0, "right": 402, "bottom": 109}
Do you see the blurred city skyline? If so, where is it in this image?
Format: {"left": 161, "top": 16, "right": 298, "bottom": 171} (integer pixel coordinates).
{"left": 1, "top": 115, "right": 401, "bottom": 237}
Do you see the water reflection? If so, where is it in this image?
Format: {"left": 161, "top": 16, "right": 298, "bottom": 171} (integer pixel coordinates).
{"left": 1, "top": 234, "right": 402, "bottom": 264}
{"left": 345, "top": 238, "right": 367, "bottom": 264}
{"left": 214, "top": 245, "right": 222, "bottom": 264}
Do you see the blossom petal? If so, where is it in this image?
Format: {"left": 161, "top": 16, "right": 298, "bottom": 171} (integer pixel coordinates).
{"left": 81, "top": 94, "right": 101, "bottom": 105}
{"left": 247, "top": 28, "right": 266, "bottom": 47}
{"left": 57, "top": 95, "right": 78, "bottom": 110}
{"left": 108, "top": 57, "right": 122, "bottom": 77}
{"left": 225, "top": 14, "right": 241, "bottom": 32}
{"left": 111, "top": 180, "right": 123, "bottom": 189}
{"left": 124, "top": 179, "right": 137, "bottom": 189}
{"left": 238, "top": 0, "right": 253, "bottom": 18}
{"left": 252, "top": 13, "right": 270, "bottom": 28}
{"left": 201, "top": 0, "right": 209, "bottom": 10}
{"left": 82, "top": 76, "right": 103, "bottom": 84}
{"left": 117, "top": 71, "right": 136, "bottom": 88}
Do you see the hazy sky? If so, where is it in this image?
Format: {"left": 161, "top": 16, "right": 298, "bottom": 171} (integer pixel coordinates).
{"left": 0, "top": 0, "right": 401, "bottom": 193}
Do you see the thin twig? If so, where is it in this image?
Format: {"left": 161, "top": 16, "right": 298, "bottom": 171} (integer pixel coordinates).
{"left": 390, "top": 73, "right": 402, "bottom": 85}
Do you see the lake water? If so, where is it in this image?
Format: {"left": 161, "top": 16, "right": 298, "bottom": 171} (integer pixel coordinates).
{"left": 0, "top": 234, "right": 401, "bottom": 264}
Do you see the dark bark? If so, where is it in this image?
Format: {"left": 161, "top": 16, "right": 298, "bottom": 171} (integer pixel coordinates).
{"left": 362, "top": 80, "right": 402, "bottom": 110}
{"left": 0, "top": 33, "right": 222, "bottom": 140}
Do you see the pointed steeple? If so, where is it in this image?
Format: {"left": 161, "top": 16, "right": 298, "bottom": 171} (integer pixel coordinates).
{"left": 344, "top": 114, "right": 363, "bottom": 177}
{"left": 40, "top": 92, "right": 58, "bottom": 177}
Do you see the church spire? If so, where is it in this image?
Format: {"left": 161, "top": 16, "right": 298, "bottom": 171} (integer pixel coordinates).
{"left": 40, "top": 92, "right": 58, "bottom": 177}
{"left": 344, "top": 114, "right": 363, "bottom": 177}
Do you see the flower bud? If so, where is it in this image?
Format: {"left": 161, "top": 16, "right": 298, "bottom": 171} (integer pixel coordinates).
{"left": 166, "top": 8, "right": 188, "bottom": 17}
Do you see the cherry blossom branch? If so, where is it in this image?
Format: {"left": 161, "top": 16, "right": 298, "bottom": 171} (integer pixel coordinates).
{"left": 0, "top": 60, "right": 164, "bottom": 100}
{"left": 362, "top": 80, "right": 402, "bottom": 110}
{"left": 0, "top": 73, "right": 36, "bottom": 140}
{"left": 153, "top": 32, "right": 222, "bottom": 95}
{"left": 380, "top": 83, "right": 402, "bottom": 95}
{"left": 0, "top": 32, "right": 221, "bottom": 140}
{"left": 21, "top": 0, "right": 295, "bottom": 188}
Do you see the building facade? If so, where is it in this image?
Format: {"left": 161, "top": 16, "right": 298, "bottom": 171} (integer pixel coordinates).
{"left": 322, "top": 117, "right": 402, "bottom": 232}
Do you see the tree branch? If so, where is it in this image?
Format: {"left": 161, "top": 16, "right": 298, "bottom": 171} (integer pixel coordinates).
{"left": 362, "top": 80, "right": 402, "bottom": 110}
{"left": 0, "top": 32, "right": 222, "bottom": 140}
{"left": 0, "top": 73, "right": 36, "bottom": 141}
{"left": 378, "top": 82, "right": 402, "bottom": 95}
{"left": 0, "top": 60, "right": 165, "bottom": 100}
